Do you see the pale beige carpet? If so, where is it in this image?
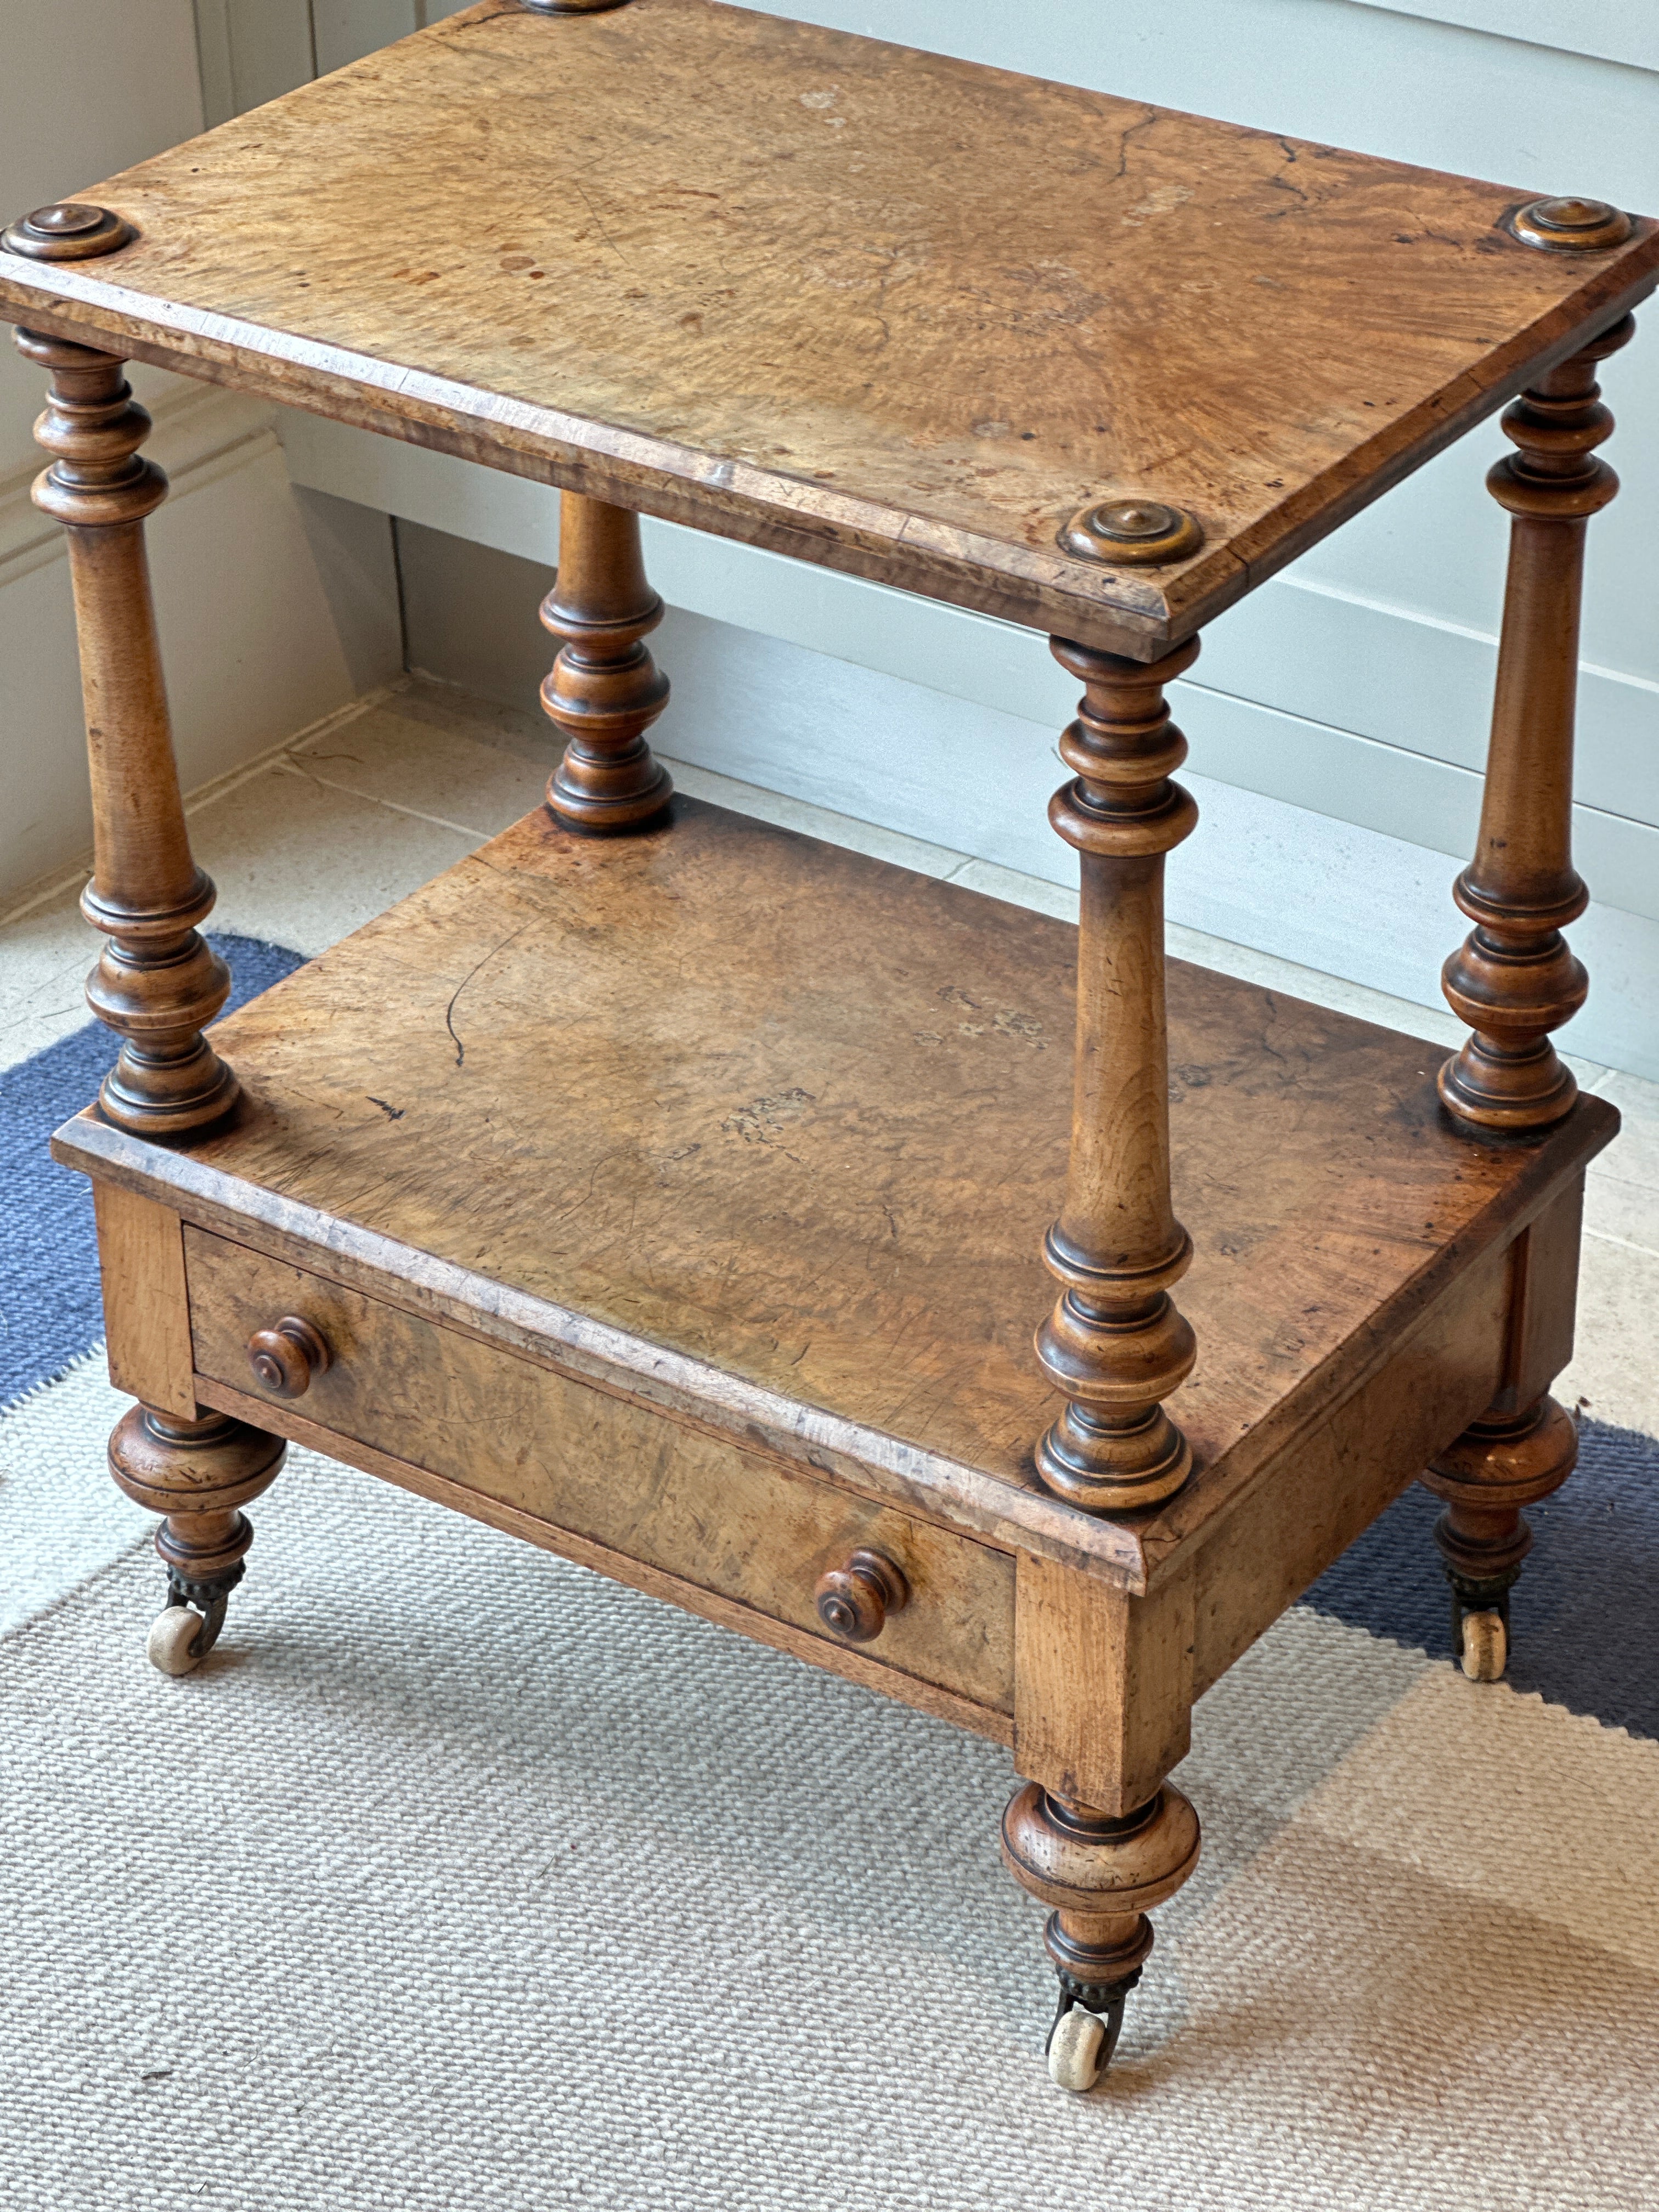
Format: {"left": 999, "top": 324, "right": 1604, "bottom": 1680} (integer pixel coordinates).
{"left": 9, "top": 683, "right": 1659, "bottom": 2207}
{"left": 4, "top": 1406, "right": 1658, "bottom": 2210}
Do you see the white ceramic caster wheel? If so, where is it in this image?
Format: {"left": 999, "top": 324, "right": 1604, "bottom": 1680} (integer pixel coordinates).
{"left": 147, "top": 1606, "right": 206, "bottom": 1677}
{"left": 1048, "top": 2007, "right": 1107, "bottom": 2094}
{"left": 1460, "top": 1609, "right": 1506, "bottom": 1683}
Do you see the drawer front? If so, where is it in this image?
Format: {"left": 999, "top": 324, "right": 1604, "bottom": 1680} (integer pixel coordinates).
{"left": 185, "top": 1228, "right": 1015, "bottom": 1715}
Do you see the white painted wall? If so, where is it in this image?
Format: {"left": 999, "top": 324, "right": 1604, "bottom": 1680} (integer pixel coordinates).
{"left": 0, "top": 0, "right": 403, "bottom": 910}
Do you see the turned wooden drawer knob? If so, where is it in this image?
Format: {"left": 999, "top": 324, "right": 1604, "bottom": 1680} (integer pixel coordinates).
{"left": 246, "top": 1315, "right": 332, "bottom": 1398}
{"left": 814, "top": 1548, "right": 910, "bottom": 1643}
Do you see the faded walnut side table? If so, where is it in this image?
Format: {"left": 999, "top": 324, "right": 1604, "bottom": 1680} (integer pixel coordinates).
{"left": 4, "top": 0, "right": 1654, "bottom": 2095}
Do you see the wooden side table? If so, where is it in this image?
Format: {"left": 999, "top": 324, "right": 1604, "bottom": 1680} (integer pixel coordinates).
{"left": 5, "top": 0, "right": 1654, "bottom": 2094}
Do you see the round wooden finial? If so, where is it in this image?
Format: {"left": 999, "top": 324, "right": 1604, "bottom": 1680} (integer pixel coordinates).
{"left": 1059, "top": 498, "right": 1202, "bottom": 567}
{"left": 3, "top": 202, "right": 136, "bottom": 261}
{"left": 1509, "top": 197, "right": 1631, "bottom": 253}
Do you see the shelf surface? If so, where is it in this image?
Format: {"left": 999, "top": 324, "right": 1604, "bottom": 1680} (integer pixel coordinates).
{"left": 2, "top": 0, "right": 1656, "bottom": 652}
{"left": 57, "top": 798, "right": 1614, "bottom": 1579}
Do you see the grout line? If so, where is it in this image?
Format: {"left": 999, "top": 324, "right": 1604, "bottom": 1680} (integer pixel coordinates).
{"left": 0, "top": 683, "right": 408, "bottom": 933}
{"left": 1584, "top": 1227, "right": 1659, "bottom": 1263}
{"left": 273, "top": 759, "right": 500, "bottom": 843}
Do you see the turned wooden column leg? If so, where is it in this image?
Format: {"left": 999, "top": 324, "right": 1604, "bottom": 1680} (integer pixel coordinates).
{"left": 1001, "top": 1781, "right": 1200, "bottom": 2092}
{"left": 1420, "top": 1176, "right": 1587, "bottom": 1681}
{"left": 1033, "top": 637, "right": 1200, "bottom": 1513}
{"left": 14, "top": 323, "right": 237, "bottom": 1135}
{"left": 1423, "top": 1397, "right": 1577, "bottom": 1683}
{"left": 1439, "top": 314, "right": 1635, "bottom": 1133}
{"left": 540, "top": 490, "right": 673, "bottom": 833}
{"left": 109, "top": 1405, "right": 286, "bottom": 1677}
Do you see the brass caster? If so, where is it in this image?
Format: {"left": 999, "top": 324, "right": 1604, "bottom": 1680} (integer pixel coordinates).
{"left": 1459, "top": 1607, "right": 1508, "bottom": 1683}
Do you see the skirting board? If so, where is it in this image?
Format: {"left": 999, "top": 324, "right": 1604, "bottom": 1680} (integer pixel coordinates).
{"left": 280, "top": 415, "right": 1659, "bottom": 1084}
{"left": 0, "top": 386, "right": 404, "bottom": 905}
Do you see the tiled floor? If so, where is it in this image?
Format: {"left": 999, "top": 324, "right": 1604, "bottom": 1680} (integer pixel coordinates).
{"left": 5, "top": 672, "right": 1656, "bottom": 1430}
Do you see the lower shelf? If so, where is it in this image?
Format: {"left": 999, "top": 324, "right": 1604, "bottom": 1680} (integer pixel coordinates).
{"left": 58, "top": 795, "right": 1615, "bottom": 1640}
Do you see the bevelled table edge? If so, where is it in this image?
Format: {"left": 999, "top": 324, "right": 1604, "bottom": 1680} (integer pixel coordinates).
{"left": 51, "top": 1107, "right": 1155, "bottom": 1588}
{"left": 2, "top": 228, "right": 1655, "bottom": 659}
{"left": 52, "top": 1076, "right": 1620, "bottom": 1599}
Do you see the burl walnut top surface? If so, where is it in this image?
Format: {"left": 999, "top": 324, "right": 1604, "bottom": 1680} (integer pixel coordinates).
{"left": 2, "top": 0, "right": 1655, "bottom": 653}
{"left": 84, "top": 799, "right": 1609, "bottom": 1575}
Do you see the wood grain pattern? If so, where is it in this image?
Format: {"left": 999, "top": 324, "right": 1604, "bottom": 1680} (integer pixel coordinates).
{"left": 55, "top": 798, "right": 1615, "bottom": 1592}
{"left": 1035, "top": 639, "right": 1199, "bottom": 1511}
{"left": 93, "top": 1182, "right": 195, "bottom": 1417}
{"left": 1440, "top": 317, "right": 1634, "bottom": 1130}
{"left": 1417, "top": 1177, "right": 1589, "bottom": 1636}
{"left": 195, "top": 1367, "right": 1012, "bottom": 1743}
{"left": 539, "top": 492, "right": 674, "bottom": 831}
{"left": 1179, "top": 1228, "right": 1512, "bottom": 1694}
{"left": 185, "top": 1225, "right": 1018, "bottom": 1714}
{"left": 15, "top": 329, "right": 236, "bottom": 1134}
{"left": 2, "top": 1, "right": 1655, "bottom": 654}
{"left": 1014, "top": 1554, "right": 1193, "bottom": 1816}
{"left": 1499, "top": 1177, "right": 1585, "bottom": 1417}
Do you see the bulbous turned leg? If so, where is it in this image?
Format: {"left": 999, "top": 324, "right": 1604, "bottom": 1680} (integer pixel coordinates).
{"left": 540, "top": 490, "right": 673, "bottom": 833}
{"left": 1421, "top": 1395, "right": 1576, "bottom": 1682}
{"left": 1001, "top": 1779, "right": 1200, "bottom": 2092}
{"left": 108, "top": 1405, "right": 285, "bottom": 1675}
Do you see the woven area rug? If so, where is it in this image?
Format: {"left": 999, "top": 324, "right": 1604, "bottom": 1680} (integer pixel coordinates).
{"left": 4, "top": 984, "right": 1658, "bottom": 2210}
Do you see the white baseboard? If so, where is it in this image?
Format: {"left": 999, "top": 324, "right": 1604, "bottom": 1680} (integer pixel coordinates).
{"left": 0, "top": 386, "right": 403, "bottom": 904}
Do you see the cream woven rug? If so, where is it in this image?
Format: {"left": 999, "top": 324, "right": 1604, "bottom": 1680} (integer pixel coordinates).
{"left": 4, "top": 1359, "right": 1658, "bottom": 2211}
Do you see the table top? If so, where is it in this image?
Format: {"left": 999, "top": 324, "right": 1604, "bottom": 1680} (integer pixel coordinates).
{"left": 55, "top": 797, "right": 1615, "bottom": 1587}
{"left": 3, "top": 0, "right": 1656, "bottom": 655}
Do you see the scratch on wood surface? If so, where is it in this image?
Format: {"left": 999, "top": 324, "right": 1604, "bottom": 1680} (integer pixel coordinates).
{"left": 444, "top": 924, "right": 535, "bottom": 1067}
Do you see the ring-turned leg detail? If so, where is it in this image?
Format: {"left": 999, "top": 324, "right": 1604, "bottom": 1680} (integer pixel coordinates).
{"left": 15, "top": 329, "right": 238, "bottom": 1136}
{"left": 1421, "top": 1393, "right": 1576, "bottom": 1682}
{"left": 540, "top": 491, "right": 673, "bottom": 833}
{"left": 109, "top": 1405, "right": 286, "bottom": 1675}
{"left": 1440, "top": 315, "right": 1634, "bottom": 1133}
{"left": 1034, "top": 637, "right": 1200, "bottom": 1513}
{"left": 1002, "top": 1780, "right": 1200, "bottom": 2091}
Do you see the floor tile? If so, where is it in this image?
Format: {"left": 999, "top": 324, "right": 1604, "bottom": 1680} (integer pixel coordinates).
{"left": 290, "top": 682, "right": 551, "bottom": 838}
{"left": 947, "top": 856, "right": 1078, "bottom": 922}
{"left": 1582, "top": 1171, "right": 1659, "bottom": 1261}
{"left": 1593, "top": 1069, "right": 1659, "bottom": 1194}
{"left": 190, "top": 761, "right": 478, "bottom": 957}
{"left": 0, "top": 886, "right": 99, "bottom": 1075}
{"left": 1558, "top": 1232, "right": 1659, "bottom": 1436}
{"left": 952, "top": 858, "right": 1476, "bottom": 1053}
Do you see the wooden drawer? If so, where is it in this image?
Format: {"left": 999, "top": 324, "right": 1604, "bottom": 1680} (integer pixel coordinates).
{"left": 183, "top": 1228, "right": 1015, "bottom": 1720}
